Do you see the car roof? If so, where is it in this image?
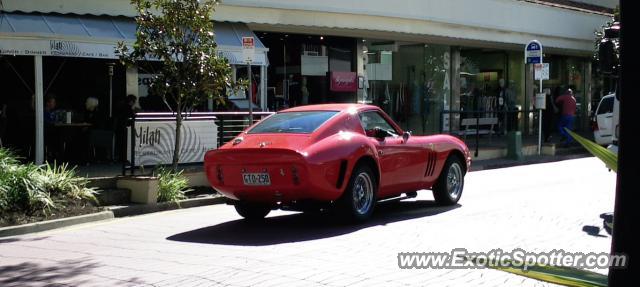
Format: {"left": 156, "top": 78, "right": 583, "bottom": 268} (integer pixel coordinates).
{"left": 280, "top": 104, "right": 379, "bottom": 113}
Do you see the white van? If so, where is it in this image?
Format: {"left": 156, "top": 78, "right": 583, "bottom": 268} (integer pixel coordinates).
{"left": 608, "top": 93, "right": 619, "bottom": 154}
{"left": 592, "top": 93, "right": 615, "bottom": 146}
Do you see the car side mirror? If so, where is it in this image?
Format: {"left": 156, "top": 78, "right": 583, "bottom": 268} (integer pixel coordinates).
{"left": 402, "top": 131, "right": 411, "bottom": 142}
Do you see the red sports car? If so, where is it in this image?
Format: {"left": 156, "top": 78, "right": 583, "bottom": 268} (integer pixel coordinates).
{"left": 205, "top": 104, "right": 471, "bottom": 221}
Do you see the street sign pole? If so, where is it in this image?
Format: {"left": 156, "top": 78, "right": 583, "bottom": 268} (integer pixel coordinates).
{"left": 526, "top": 40, "right": 543, "bottom": 155}
{"left": 248, "top": 61, "right": 253, "bottom": 124}
{"left": 538, "top": 65, "right": 543, "bottom": 155}
{"left": 242, "top": 37, "right": 255, "bottom": 125}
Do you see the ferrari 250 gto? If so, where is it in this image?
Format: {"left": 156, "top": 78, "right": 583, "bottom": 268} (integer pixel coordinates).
{"left": 204, "top": 104, "right": 471, "bottom": 221}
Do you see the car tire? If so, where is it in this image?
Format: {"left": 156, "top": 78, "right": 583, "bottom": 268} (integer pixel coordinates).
{"left": 339, "top": 164, "right": 377, "bottom": 222}
{"left": 234, "top": 202, "right": 271, "bottom": 220}
{"left": 433, "top": 156, "right": 465, "bottom": 206}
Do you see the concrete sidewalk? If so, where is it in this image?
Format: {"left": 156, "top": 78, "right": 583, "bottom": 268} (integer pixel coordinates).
{"left": 471, "top": 151, "right": 592, "bottom": 172}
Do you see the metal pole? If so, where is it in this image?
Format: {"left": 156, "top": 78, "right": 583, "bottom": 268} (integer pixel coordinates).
{"left": 130, "top": 115, "right": 136, "bottom": 175}
{"left": 260, "top": 65, "right": 267, "bottom": 111}
{"left": 108, "top": 64, "right": 115, "bottom": 159}
{"left": 537, "top": 61, "right": 543, "bottom": 155}
{"left": 108, "top": 64, "right": 114, "bottom": 118}
{"left": 475, "top": 113, "right": 479, "bottom": 157}
{"left": 248, "top": 62, "right": 253, "bottom": 125}
{"left": 283, "top": 42, "right": 287, "bottom": 105}
{"left": 34, "top": 55, "right": 44, "bottom": 164}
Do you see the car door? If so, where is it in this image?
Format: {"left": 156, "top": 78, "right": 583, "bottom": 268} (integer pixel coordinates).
{"left": 358, "top": 110, "right": 415, "bottom": 197}
{"left": 596, "top": 96, "right": 614, "bottom": 140}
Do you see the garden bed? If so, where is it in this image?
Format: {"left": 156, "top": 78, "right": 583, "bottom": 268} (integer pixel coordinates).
{"left": 1, "top": 199, "right": 102, "bottom": 228}
{"left": 0, "top": 148, "right": 99, "bottom": 228}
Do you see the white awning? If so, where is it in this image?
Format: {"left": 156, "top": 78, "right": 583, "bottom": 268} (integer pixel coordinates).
{"left": 0, "top": 13, "right": 268, "bottom": 65}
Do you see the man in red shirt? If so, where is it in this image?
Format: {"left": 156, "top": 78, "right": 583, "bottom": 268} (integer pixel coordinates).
{"left": 555, "top": 88, "right": 577, "bottom": 146}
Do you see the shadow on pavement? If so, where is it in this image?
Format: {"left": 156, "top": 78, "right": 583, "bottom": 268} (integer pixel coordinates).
{"left": 0, "top": 259, "right": 150, "bottom": 286}
{"left": 582, "top": 225, "right": 608, "bottom": 238}
{"left": 0, "top": 259, "right": 98, "bottom": 286}
{"left": 167, "top": 200, "right": 460, "bottom": 246}
{"left": 0, "top": 236, "right": 50, "bottom": 244}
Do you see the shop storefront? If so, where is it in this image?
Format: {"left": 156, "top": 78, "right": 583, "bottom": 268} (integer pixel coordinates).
{"left": 257, "top": 32, "right": 357, "bottom": 111}
{"left": 361, "top": 40, "right": 451, "bottom": 135}
{"left": 455, "top": 49, "right": 525, "bottom": 134}
{"left": 1, "top": 12, "right": 268, "bottom": 165}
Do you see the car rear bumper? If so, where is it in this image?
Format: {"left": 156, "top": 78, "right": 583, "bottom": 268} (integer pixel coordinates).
{"left": 593, "top": 130, "right": 613, "bottom": 145}
{"left": 204, "top": 148, "right": 344, "bottom": 203}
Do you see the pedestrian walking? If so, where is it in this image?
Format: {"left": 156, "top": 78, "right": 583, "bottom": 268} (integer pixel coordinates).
{"left": 555, "top": 88, "right": 577, "bottom": 147}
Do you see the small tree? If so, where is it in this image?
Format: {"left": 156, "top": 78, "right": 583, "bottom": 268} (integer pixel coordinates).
{"left": 117, "top": 0, "right": 240, "bottom": 170}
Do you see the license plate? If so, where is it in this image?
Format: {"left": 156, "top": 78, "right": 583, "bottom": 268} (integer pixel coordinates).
{"left": 242, "top": 173, "right": 271, "bottom": 186}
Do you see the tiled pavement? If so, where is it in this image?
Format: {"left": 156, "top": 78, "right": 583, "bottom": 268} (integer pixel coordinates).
{"left": 0, "top": 157, "right": 616, "bottom": 286}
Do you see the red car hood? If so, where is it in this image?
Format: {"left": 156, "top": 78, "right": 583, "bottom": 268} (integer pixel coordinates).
{"left": 226, "top": 133, "right": 312, "bottom": 151}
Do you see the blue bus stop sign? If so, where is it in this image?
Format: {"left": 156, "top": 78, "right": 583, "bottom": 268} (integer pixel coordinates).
{"left": 525, "top": 40, "right": 543, "bottom": 64}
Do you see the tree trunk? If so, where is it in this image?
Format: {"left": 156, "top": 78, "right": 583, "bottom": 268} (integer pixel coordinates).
{"left": 172, "top": 102, "right": 183, "bottom": 171}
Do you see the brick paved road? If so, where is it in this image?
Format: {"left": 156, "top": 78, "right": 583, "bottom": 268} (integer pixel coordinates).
{"left": 0, "top": 158, "right": 616, "bottom": 286}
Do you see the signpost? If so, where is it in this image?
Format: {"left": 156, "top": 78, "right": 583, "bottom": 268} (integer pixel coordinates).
{"left": 526, "top": 40, "right": 544, "bottom": 155}
{"left": 242, "top": 37, "right": 255, "bottom": 123}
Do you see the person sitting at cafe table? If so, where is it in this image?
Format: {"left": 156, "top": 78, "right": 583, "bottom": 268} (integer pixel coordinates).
{"left": 78, "top": 97, "right": 109, "bottom": 163}
{"left": 43, "top": 94, "right": 60, "bottom": 160}
{"left": 44, "top": 95, "right": 58, "bottom": 125}
{"left": 82, "top": 97, "right": 105, "bottom": 128}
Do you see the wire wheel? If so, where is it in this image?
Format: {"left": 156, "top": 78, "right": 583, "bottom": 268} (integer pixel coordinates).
{"left": 446, "top": 162, "right": 464, "bottom": 199}
{"left": 352, "top": 172, "right": 374, "bottom": 215}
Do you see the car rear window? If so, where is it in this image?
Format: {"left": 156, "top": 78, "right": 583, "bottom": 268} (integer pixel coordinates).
{"left": 247, "top": 111, "right": 338, "bottom": 134}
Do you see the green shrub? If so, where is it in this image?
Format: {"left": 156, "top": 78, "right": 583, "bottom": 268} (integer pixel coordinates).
{"left": 156, "top": 167, "right": 191, "bottom": 203}
{"left": 38, "top": 162, "right": 96, "bottom": 202}
{"left": 0, "top": 148, "right": 96, "bottom": 217}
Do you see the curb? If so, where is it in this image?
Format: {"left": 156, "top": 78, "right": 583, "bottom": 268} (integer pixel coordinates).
{"left": 0, "top": 196, "right": 227, "bottom": 238}
{"left": 107, "top": 196, "right": 227, "bottom": 217}
{"left": 471, "top": 153, "right": 591, "bottom": 172}
{"left": 0, "top": 211, "right": 115, "bottom": 238}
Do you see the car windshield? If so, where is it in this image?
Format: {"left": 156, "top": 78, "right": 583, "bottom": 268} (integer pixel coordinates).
{"left": 248, "top": 111, "right": 338, "bottom": 134}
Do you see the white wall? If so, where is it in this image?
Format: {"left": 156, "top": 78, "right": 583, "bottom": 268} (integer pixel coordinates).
{"left": 2, "top": 0, "right": 611, "bottom": 54}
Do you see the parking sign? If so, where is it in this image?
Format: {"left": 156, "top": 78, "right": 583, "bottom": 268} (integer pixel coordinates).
{"left": 242, "top": 37, "right": 255, "bottom": 63}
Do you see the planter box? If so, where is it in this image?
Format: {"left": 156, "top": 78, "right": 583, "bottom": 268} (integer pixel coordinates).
{"left": 183, "top": 171, "right": 209, "bottom": 187}
{"left": 116, "top": 176, "right": 159, "bottom": 204}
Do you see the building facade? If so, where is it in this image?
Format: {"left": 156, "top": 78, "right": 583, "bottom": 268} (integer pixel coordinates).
{"left": 0, "top": 0, "right": 613, "bottom": 163}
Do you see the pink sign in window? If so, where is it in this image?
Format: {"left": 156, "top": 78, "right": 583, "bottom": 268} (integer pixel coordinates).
{"left": 330, "top": 72, "right": 358, "bottom": 92}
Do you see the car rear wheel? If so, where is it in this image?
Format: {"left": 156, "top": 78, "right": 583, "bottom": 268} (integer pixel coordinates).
{"left": 339, "top": 164, "right": 377, "bottom": 222}
{"left": 433, "top": 156, "right": 465, "bottom": 206}
{"left": 234, "top": 202, "right": 271, "bottom": 220}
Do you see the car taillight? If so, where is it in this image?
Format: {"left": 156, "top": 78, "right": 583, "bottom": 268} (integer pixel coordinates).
{"left": 592, "top": 121, "right": 599, "bottom": 131}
